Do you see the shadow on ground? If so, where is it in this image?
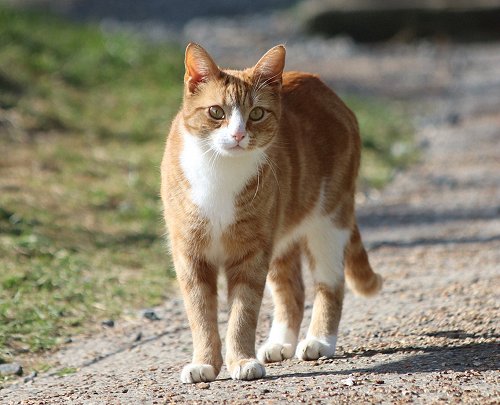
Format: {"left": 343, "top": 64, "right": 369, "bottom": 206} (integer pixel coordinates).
{"left": 359, "top": 206, "right": 500, "bottom": 229}
{"left": 271, "top": 341, "right": 499, "bottom": 381}
{"left": 367, "top": 235, "right": 500, "bottom": 249}
{"left": 358, "top": 204, "right": 500, "bottom": 249}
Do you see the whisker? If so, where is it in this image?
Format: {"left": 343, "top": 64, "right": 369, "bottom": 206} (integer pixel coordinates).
{"left": 210, "top": 149, "right": 221, "bottom": 173}
{"left": 251, "top": 71, "right": 282, "bottom": 103}
{"left": 253, "top": 71, "right": 282, "bottom": 94}
{"left": 254, "top": 150, "right": 271, "bottom": 201}
{"left": 263, "top": 152, "right": 280, "bottom": 192}
{"left": 201, "top": 146, "right": 215, "bottom": 158}
{"left": 251, "top": 162, "right": 261, "bottom": 203}
{"left": 252, "top": 72, "right": 264, "bottom": 97}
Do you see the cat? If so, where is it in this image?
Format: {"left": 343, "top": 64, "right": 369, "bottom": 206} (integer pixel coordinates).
{"left": 161, "top": 43, "right": 382, "bottom": 383}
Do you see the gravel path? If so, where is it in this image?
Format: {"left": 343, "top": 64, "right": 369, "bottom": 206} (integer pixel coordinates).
{"left": 2, "top": 6, "right": 500, "bottom": 404}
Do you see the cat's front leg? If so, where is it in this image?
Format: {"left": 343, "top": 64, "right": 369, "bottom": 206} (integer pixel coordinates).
{"left": 224, "top": 251, "right": 269, "bottom": 380}
{"left": 174, "top": 253, "right": 222, "bottom": 383}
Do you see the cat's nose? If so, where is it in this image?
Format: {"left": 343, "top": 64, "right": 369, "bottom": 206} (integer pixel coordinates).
{"left": 232, "top": 131, "right": 245, "bottom": 143}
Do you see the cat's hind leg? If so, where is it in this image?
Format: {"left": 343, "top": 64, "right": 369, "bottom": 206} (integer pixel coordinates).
{"left": 296, "top": 218, "right": 349, "bottom": 360}
{"left": 257, "top": 244, "right": 304, "bottom": 363}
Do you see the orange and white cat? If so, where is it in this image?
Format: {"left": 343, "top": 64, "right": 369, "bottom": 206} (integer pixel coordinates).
{"left": 161, "top": 43, "right": 382, "bottom": 383}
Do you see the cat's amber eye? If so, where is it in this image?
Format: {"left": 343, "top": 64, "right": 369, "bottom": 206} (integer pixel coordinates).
{"left": 249, "top": 107, "right": 265, "bottom": 121}
{"left": 208, "top": 106, "right": 225, "bottom": 120}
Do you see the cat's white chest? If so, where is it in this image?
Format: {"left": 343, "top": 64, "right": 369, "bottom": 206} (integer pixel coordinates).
{"left": 179, "top": 130, "right": 262, "bottom": 265}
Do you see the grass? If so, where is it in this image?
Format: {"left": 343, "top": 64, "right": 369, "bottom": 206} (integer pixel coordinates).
{"left": 0, "top": 7, "right": 182, "bottom": 140}
{"left": 347, "top": 97, "right": 416, "bottom": 188}
{"left": 54, "top": 366, "right": 78, "bottom": 377}
{"left": 0, "top": 6, "right": 415, "bottom": 368}
{"left": 0, "top": 5, "right": 182, "bottom": 366}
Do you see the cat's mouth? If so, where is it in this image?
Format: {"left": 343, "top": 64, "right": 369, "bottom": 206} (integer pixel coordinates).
{"left": 219, "top": 143, "right": 248, "bottom": 155}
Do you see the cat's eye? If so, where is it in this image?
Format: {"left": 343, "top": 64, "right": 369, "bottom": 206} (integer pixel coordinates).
{"left": 208, "top": 106, "right": 225, "bottom": 120}
{"left": 249, "top": 107, "right": 265, "bottom": 121}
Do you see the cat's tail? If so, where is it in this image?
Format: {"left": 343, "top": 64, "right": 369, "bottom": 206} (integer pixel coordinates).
{"left": 344, "top": 224, "right": 382, "bottom": 297}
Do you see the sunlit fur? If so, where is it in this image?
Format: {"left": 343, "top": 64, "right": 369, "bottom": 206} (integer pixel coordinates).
{"left": 161, "top": 43, "right": 382, "bottom": 383}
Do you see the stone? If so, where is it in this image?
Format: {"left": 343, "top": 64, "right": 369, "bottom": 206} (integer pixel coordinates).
{"left": 0, "top": 363, "right": 23, "bottom": 376}
{"left": 143, "top": 309, "right": 161, "bottom": 321}
{"left": 24, "top": 371, "right": 37, "bottom": 383}
{"left": 101, "top": 319, "right": 115, "bottom": 327}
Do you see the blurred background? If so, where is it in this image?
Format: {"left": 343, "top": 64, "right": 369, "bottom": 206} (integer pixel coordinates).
{"left": 1, "top": 0, "right": 499, "bottom": 376}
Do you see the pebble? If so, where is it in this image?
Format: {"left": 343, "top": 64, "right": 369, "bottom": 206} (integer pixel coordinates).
{"left": 341, "top": 377, "right": 355, "bottom": 386}
{"left": 23, "top": 371, "right": 37, "bottom": 383}
{"left": 143, "top": 309, "right": 161, "bottom": 321}
{"left": 0, "top": 363, "right": 23, "bottom": 376}
{"left": 101, "top": 319, "right": 115, "bottom": 327}
{"left": 197, "top": 382, "right": 210, "bottom": 389}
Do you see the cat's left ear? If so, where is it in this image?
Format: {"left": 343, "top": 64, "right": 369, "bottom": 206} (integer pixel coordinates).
{"left": 184, "top": 43, "right": 220, "bottom": 94}
{"left": 253, "top": 45, "right": 286, "bottom": 86}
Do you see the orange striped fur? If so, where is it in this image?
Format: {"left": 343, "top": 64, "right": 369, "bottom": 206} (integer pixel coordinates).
{"left": 161, "top": 43, "right": 382, "bottom": 383}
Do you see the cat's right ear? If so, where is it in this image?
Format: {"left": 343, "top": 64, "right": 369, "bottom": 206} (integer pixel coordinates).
{"left": 184, "top": 43, "right": 220, "bottom": 94}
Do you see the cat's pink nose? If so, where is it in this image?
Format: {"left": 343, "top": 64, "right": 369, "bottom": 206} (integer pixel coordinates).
{"left": 232, "top": 131, "right": 245, "bottom": 143}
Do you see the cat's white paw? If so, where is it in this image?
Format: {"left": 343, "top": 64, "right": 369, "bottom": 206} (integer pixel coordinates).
{"left": 296, "top": 336, "right": 337, "bottom": 361}
{"left": 230, "top": 359, "right": 266, "bottom": 380}
{"left": 180, "top": 364, "right": 217, "bottom": 384}
{"left": 257, "top": 342, "right": 295, "bottom": 363}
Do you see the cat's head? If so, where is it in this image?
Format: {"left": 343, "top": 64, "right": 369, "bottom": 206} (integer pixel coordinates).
{"left": 181, "top": 43, "right": 285, "bottom": 157}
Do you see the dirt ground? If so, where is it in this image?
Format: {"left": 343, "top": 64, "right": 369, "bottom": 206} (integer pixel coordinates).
{"left": 2, "top": 5, "right": 500, "bottom": 404}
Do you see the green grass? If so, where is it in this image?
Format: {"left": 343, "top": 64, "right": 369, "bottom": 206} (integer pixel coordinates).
{"left": 347, "top": 96, "right": 416, "bottom": 188}
{"left": 0, "top": 7, "right": 182, "bottom": 141}
{"left": 0, "top": 5, "right": 182, "bottom": 365}
{"left": 0, "top": 6, "right": 415, "bottom": 367}
{"left": 54, "top": 366, "right": 78, "bottom": 377}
